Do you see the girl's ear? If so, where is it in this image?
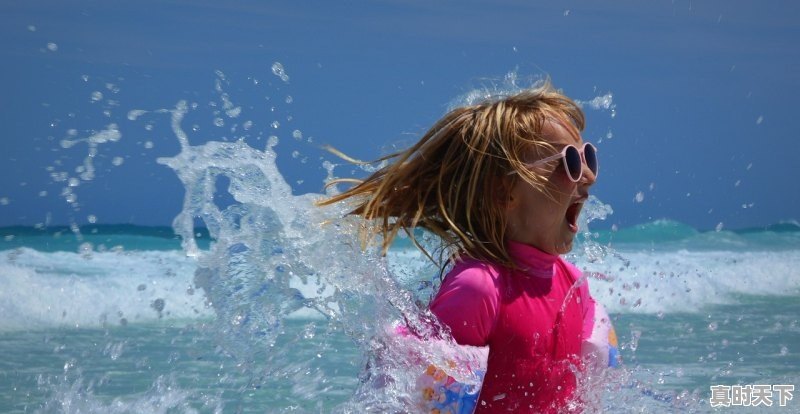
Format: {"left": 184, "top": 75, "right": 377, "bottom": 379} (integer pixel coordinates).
{"left": 495, "top": 176, "right": 517, "bottom": 210}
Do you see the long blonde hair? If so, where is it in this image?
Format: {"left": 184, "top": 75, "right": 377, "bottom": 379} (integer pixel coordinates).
{"left": 318, "top": 80, "right": 585, "bottom": 269}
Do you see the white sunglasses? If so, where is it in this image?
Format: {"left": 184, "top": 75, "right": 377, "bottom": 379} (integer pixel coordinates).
{"left": 511, "top": 143, "right": 598, "bottom": 182}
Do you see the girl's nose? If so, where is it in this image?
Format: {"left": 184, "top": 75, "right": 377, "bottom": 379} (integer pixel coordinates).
{"left": 580, "top": 161, "right": 597, "bottom": 186}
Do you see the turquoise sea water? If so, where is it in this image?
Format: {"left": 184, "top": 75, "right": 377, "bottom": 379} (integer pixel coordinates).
{"left": 1, "top": 222, "right": 798, "bottom": 413}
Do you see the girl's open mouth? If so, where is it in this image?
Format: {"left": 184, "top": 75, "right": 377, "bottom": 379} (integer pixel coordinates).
{"left": 565, "top": 201, "right": 583, "bottom": 233}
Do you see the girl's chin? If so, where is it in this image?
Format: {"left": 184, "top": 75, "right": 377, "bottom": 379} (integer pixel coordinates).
{"left": 556, "top": 233, "right": 576, "bottom": 254}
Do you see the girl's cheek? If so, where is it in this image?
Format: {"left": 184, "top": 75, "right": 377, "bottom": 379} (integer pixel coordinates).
{"left": 549, "top": 177, "right": 576, "bottom": 199}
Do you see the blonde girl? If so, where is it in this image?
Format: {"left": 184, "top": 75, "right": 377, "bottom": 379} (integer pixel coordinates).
{"left": 320, "top": 81, "right": 607, "bottom": 413}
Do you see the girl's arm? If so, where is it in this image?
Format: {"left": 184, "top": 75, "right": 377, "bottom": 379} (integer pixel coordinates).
{"left": 429, "top": 262, "right": 501, "bottom": 347}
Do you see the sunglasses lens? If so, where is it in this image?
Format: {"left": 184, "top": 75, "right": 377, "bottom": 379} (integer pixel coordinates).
{"left": 565, "top": 146, "right": 583, "bottom": 181}
{"left": 584, "top": 144, "right": 598, "bottom": 175}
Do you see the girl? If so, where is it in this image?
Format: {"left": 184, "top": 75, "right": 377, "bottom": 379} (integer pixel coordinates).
{"left": 320, "top": 81, "right": 609, "bottom": 413}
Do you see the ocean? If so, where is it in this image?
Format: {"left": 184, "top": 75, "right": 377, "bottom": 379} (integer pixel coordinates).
{"left": 1, "top": 219, "right": 798, "bottom": 413}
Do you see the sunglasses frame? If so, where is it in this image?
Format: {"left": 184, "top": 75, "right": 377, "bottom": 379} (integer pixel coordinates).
{"left": 512, "top": 142, "right": 598, "bottom": 182}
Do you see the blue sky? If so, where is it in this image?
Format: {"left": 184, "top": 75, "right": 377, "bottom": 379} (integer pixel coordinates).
{"left": 1, "top": 0, "right": 798, "bottom": 231}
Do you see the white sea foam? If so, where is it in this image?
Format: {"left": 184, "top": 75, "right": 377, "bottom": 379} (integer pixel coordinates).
{"left": 0, "top": 248, "right": 210, "bottom": 331}
{"left": 580, "top": 248, "right": 800, "bottom": 314}
{"left": 4, "top": 242, "right": 797, "bottom": 332}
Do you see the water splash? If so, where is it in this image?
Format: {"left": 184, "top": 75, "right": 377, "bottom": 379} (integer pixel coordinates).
{"left": 577, "top": 93, "right": 617, "bottom": 118}
{"left": 151, "top": 86, "right": 473, "bottom": 410}
{"left": 271, "top": 62, "right": 290, "bottom": 83}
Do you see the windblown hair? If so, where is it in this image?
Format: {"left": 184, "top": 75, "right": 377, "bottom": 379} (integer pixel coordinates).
{"left": 318, "top": 80, "right": 585, "bottom": 269}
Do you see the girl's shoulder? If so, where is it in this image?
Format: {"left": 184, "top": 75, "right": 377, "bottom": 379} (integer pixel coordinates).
{"left": 448, "top": 257, "right": 504, "bottom": 280}
{"left": 554, "top": 257, "right": 595, "bottom": 302}
{"left": 555, "top": 257, "right": 584, "bottom": 281}
{"left": 556, "top": 256, "right": 581, "bottom": 275}
{"left": 439, "top": 258, "right": 505, "bottom": 297}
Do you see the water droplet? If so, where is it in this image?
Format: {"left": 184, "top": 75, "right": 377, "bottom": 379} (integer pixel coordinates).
{"left": 104, "top": 341, "right": 125, "bottom": 361}
{"left": 68, "top": 177, "right": 80, "bottom": 187}
{"left": 151, "top": 298, "right": 165, "bottom": 313}
{"left": 780, "top": 346, "right": 788, "bottom": 356}
{"left": 27, "top": 25, "right": 36, "bottom": 32}
{"left": 213, "top": 117, "right": 224, "bottom": 127}
{"left": 303, "top": 323, "right": 316, "bottom": 339}
{"left": 127, "top": 109, "right": 147, "bottom": 120}
{"left": 634, "top": 191, "right": 645, "bottom": 203}
{"left": 144, "top": 141, "right": 154, "bottom": 149}
{"left": 112, "top": 157, "right": 124, "bottom": 166}
{"left": 90, "top": 91, "right": 103, "bottom": 102}
{"left": 756, "top": 115, "right": 764, "bottom": 124}
{"left": 292, "top": 130, "right": 302, "bottom": 140}
{"left": 285, "top": 95, "right": 293, "bottom": 104}
{"left": 87, "top": 214, "right": 97, "bottom": 223}
{"left": 271, "top": 121, "right": 280, "bottom": 129}
{"left": 46, "top": 42, "right": 58, "bottom": 52}
{"left": 563, "top": 9, "right": 571, "bottom": 16}
{"left": 629, "top": 330, "right": 641, "bottom": 351}
{"left": 243, "top": 120, "right": 253, "bottom": 130}
{"left": 708, "top": 322, "right": 718, "bottom": 331}
{"left": 271, "top": 62, "right": 290, "bottom": 82}
{"left": 226, "top": 107, "right": 242, "bottom": 118}
{"left": 715, "top": 222, "right": 724, "bottom": 232}
{"left": 0, "top": 197, "right": 9, "bottom": 206}
{"left": 78, "top": 242, "right": 93, "bottom": 255}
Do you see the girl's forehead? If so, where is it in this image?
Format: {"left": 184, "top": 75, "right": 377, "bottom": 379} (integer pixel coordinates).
{"left": 516, "top": 118, "right": 582, "bottom": 162}
{"left": 540, "top": 118, "right": 582, "bottom": 145}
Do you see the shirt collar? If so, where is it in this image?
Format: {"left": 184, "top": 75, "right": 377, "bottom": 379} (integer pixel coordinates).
{"left": 506, "top": 240, "right": 557, "bottom": 278}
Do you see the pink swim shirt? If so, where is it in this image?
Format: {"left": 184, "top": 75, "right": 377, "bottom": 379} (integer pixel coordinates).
{"left": 430, "top": 240, "right": 596, "bottom": 413}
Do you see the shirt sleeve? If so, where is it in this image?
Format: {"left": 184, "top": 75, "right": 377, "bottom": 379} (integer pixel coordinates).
{"left": 429, "top": 262, "right": 500, "bottom": 347}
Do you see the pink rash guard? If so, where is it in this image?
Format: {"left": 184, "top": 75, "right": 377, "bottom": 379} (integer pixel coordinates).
{"left": 430, "top": 241, "right": 596, "bottom": 413}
